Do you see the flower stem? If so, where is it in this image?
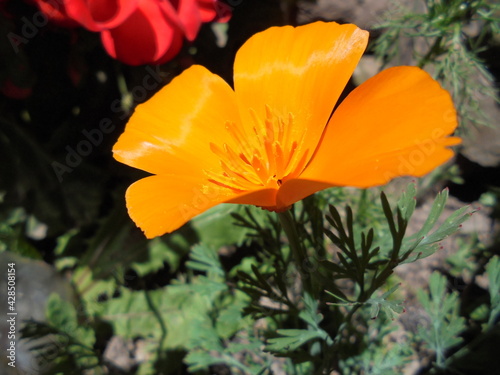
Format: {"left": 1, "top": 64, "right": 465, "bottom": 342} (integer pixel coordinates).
{"left": 277, "top": 210, "right": 314, "bottom": 297}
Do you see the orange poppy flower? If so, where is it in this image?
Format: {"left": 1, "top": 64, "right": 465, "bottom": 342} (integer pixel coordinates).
{"left": 113, "top": 21, "right": 460, "bottom": 238}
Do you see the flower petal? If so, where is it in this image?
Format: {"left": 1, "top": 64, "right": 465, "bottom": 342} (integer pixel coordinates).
{"left": 225, "top": 188, "right": 278, "bottom": 206}
{"left": 175, "top": 0, "right": 202, "bottom": 41}
{"left": 126, "top": 175, "right": 223, "bottom": 237}
{"left": 100, "top": 0, "right": 180, "bottom": 66}
{"left": 65, "top": 0, "right": 139, "bottom": 31}
{"left": 113, "top": 65, "right": 241, "bottom": 176}
{"left": 233, "top": 21, "right": 368, "bottom": 159}
{"left": 197, "top": 0, "right": 231, "bottom": 22}
{"left": 29, "top": 0, "right": 79, "bottom": 27}
{"left": 278, "top": 66, "right": 460, "bottom": 206}
{"left": 126, "top": 175, "right": 277, "bottom": 237}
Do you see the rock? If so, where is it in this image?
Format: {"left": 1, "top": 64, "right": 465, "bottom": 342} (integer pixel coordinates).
{"left": 103, "top": 336, "right": 136, "bottom": 372}
{"left": 352, "top": 55, "right": 384, "bottom": 86}
{"left": 0, "top": 252, "right": 74, "bottom": 375}
{"left": 297, "top": 0, "right": 393, "bottom": 30}
{"left": 460, "top": 90, "right": 500, "bottom": 167}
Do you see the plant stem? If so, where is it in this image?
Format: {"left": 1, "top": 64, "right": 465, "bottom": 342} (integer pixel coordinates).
{"left": 417, "top": 35, "right": 444, "bottom": 69}
{"left": 277, "top": 210, "right": 315, "bottom": 297}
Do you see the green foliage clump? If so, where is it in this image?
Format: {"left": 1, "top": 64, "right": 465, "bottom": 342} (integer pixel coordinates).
{"left": 8, "top": 180, "right": 499, "bottom": 375}
{"left": 373, "top": 0, "right": 500, "bottom": 130}
{"left": 417, "top": 272, "right": 467, "bottom": 368}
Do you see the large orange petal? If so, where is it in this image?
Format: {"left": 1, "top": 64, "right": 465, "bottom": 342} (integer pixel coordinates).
{"left": 233, "top": 21, "right": 369, "bottom": 163}
{"left": 225, "top": 188, "right": 278, "bottom": 206}
{"left": 126, "top": 175, "right": 277, "bottom": 238}
{"left": 278, "top": 66, "right": 460, "bottom": 206}
{"left": 113, "top": 65, "right": 240, "bottom": 177}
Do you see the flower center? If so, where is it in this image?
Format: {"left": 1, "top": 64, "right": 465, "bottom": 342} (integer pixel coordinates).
{"left": 205, "top": 105, "right": 310, "bottom": 193}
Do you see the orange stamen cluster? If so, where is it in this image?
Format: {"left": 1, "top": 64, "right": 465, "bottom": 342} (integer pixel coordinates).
{"left": 206, "top": 105, "right": 310, "bottom": 193}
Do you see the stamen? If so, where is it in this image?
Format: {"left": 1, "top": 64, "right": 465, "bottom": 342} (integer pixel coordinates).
{"left": 251, "top": 154, "right": 270, "bottom": 183}
{"left": 274, "top": 142, "right": 285, "bottom": 178}
{"left": 205, "top": 106, "right": 309, "bottom": 194}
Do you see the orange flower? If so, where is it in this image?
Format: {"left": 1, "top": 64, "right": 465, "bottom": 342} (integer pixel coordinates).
{"left": 113, "top": 22, "right": 460, "bottom": 238}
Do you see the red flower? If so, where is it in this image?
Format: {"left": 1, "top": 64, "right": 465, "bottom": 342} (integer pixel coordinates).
{"left": 101, "top": 0, "right": 185, "bottom": 66}
{"left": 196, "top": 0, "right": 232, "bottom": 23}
{"left": 29, "top": 0, "right": 231, "bottom": 65}
{"left": 24, "top": 0, "right": 78, "bottom": 27}
{"left": 63, "top": 0, "right": 139, "bottom": 31}
{"left": 1, "top": 79, "right": 33, "bottom": 99}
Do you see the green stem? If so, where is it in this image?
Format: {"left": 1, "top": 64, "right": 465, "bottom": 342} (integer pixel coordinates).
{"left": 417, "top": 35, "right": 444, "bottom": 69}
{"left": 143, "top": 285, "right": 167, "bottom": 354}
{"left": 277, "top": 210, "right": 314, "bottom": 297}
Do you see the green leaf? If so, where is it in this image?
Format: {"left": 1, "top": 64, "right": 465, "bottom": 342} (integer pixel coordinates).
{"left": 0, "top": 208, "right": 42, "bottom": 259}
{"left": 72, "top": 266, "right": 117, "bottom": 316}
{"left": 72, "top": 203, "right": 148, "bottom": 289}
{"left": 19, "top": 294, "right": 100, "bottom": 372}
{"left": 100, "top": 274, "right": 227, "bottom": 349}
{"left": 186, "top": 339, "right": 267, "bottom": 375}
{"left": 131, "top": 237, "right": 184, "bottom": 276}
{"left": 266, "top": 329, "right": 324, "bottom": 353}
{"left": 112, "top": 244, "right": 253, "bottom": 374}
{"left": 417, "top": 272, "right": 466, "bottom": 368}
{"left": 414, "top": 188, "right": 449, "bottom": 240}
{"left": 340, "top": 319, "right": 415, "bottom": 374}
{"left": 185, "top": 351, "right": 225, "bottom": 372}
{"left": 366, "top": 283, "right": 404, "bottom": 321}
{"left": 446, "top": 237, "right": 478, "bottom": 278}
{"left": 485, "top": 256, "right": 500, "bottom": 328}
{"left": 470, "top": 304, "right": 489, "bottom": 322}
{"left": 190, "top": 204, "right": 268, "bottom": 248}
{"left": 46, "top": 294, "right": 95, "bottom": 348}
{"left": 402, "top": 192, "right": 473, "bottom": 263}
{"left": 216, "top": 291, "right": 250, "bottom": 339}
{"left": 185, "top": 244, "right": 224, "bottom": 278}
{"left": 397, "top": 182, "right": 417, "bottom": 221}
{"left": 299, "top": 293, "right": 324, "bottom": 330}
{"left": 422, "top": 206, "right": 472, "bottom": 245}
{"left": 266, "top": 293, "right": 332, "bottom": 353}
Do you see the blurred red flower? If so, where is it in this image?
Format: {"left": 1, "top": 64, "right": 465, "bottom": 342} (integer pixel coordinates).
{"left": 0, "top": 78, "right": 33, "bottom": 99}
{"left": 24, "top": 0, "right": 78, "bottom": 27}
{"left": 28, "top": 0, "right": 231, "bottom": 65}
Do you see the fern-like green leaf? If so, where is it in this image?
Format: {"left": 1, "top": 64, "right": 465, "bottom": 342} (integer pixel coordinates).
{"left": 185, "top": 244, "right": 225, "bottom": 278}
{"left": 417, "top": 272, "right": 466, "bottom": 368}
{"left": 366, "top": 283, "right": 405, "bottom": 321}
{"left": 402, "top": 192, "right": 473, "bottom": 263}
{"left": 485, "top": 256, "right": 500, "bottom": 328}
{"left": 266, "top": 329, "right": 324, "bottom": 353}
